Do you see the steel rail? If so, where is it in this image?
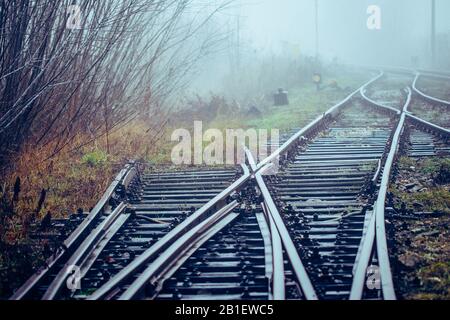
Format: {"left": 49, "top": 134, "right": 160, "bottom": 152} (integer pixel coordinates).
{"left": 418, "top": 72, "right": 450, "bottom": 81}
{"left": 416, "top": 68, "right": 450, "bottom": 80}
{"left": 42, "top": 202, "right": 129, "bottom": 300}
{"left": 371, "top": 160, "right": 382, "bottom": 185}
{"left": 359, "top": 79, "right": 402, "bottom": 115}
{"left": 255, "top": 165, "right": 318, "bottom": 300}
{"left": 412, "top": 73, "right": 450, "bottom": 106}
{"left": 257, "top": 72, "right": 385, "bottom": 170}
{"left": 404, "top": 113, "right": 450, "bottom": 138}
{"left": 376, "top": 66, "right": 413, "bottom": 76}
{"left": 255, "top": 211, "right": 275, "bottom": 298}
{"left": 344, "top": 64, "right": 415, "bottom": 77}
{"left": 244, "top": 145, "right": 318, "bottom": 300}
{"left": 119, "top": 201, "right": 240, "bottom": 300}
{"left": 88, "top": 164, "right": 251, "bottom": 300}
{"left": 374, "top": 90, "right": 411, "bottom": 300}
{"left": 360, "top": 72, "right": 449, "bottom": 135}
{"left": 245, "top": 147, "right": 287, "bottom": 300}
{"left": 348, "top": 64, "right": 450, "bottom": 79}
{"left": 78, "top": 213, "right": 132, "bottom": 279}
{"left": 10, "top": 163, "right": 136, "bottom": 300}
{"left": 349, "top": 205, "right": 377, "bottom": 300}
{"left": 63, "top": 164, "right": 136, "bottom": 248}
{"left": 261, "top": 202, "right": 285, "bottom": 300}
{"left": 350, "top": 88, "right": 411, "bottom": 300}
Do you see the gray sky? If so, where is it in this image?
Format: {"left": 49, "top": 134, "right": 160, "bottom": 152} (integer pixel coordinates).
{"left": 237, "top": 0, "right": 450, "bottom": 64}
{"left": 192, "top": 0, "right": 450, "bottom": 92}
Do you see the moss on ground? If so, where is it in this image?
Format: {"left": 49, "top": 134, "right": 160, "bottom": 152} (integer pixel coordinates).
{"left": 389, "top": 156, "right": 450, "bottom": 300}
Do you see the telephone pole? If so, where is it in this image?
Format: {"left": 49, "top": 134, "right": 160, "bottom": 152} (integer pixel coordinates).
{"left": 431, "top": 0, "right": 436, "bottom": 68}
{"left": 315, "top": 0, "right": 319, "bottom": 62}
{"left": 236, "top": 14, "right": 240, "bottom": 71}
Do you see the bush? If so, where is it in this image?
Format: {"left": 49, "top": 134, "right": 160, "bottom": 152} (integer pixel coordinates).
{"left": 81, "top": 150, "right": 108, "bottom": 167}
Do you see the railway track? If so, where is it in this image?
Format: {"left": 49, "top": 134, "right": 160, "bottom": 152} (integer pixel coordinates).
{"left": 269, "top": 105, "right": 393, "bottom": 300}
{"left": 10, "top": 70, "right": 450, "bottom": 301}
{"left": 11, "top": 165, "right": 242, "bottom": 300}
{"left": 410, "top": 73, "right": 450, "bottom": 128}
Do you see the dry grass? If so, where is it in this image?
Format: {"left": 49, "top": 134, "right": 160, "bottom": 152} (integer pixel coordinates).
{"left": 0, "top": 120, "right": 175, "bottom": 297}
{"left": 0, "top": 121, "right": 171, "bottom": 243}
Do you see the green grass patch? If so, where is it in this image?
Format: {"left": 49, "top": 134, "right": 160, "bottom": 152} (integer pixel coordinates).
{"left": 81, "top": 150, "right": 108, "bottom": 167}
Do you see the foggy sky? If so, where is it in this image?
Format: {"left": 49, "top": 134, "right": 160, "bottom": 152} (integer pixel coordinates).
{"left": 191, "top": 0, "right": 450, "bottom": 93}
{"left": 238, "top": 0, "right": 450, "bottom": 65}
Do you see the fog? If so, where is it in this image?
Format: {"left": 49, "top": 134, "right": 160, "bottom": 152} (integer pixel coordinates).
{"left": 191, "top": 0, "right": 450, "bottom": 93}
{"left": 241, "top": 0, "right": 450, "bottom": 63}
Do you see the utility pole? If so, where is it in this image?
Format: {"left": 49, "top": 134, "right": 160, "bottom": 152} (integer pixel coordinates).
{"left": 315, "top": 0, "right": 319, "bottom": 63}
{"left": 236, "top": 14, "right": 240, "bottom": 71}
{"left": 431, "top": 0, "right": 436, "bottom": 68}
